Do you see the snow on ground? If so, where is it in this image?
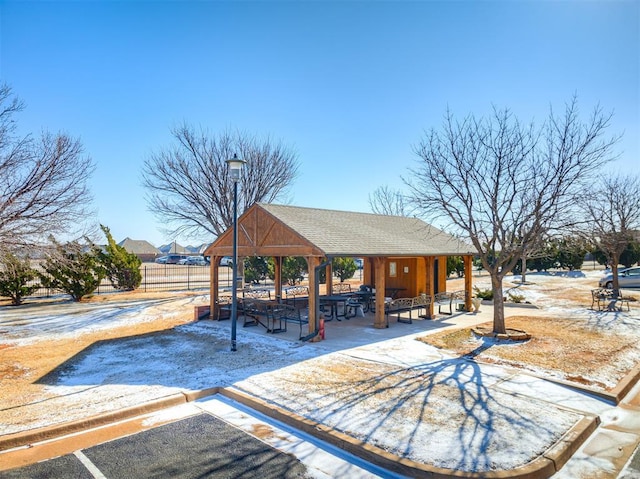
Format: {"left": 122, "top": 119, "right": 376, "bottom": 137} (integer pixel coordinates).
{"left": 232, "top": 339, "right": 583, "bottom": 472}
{"left": 469, "top": 270, "right": 640, "bottom": 390}
{"left": 474, "top": 269, "right": 607, "bottom": 308}
{"left": 0, "top": 294, "right": 205, "bottom": 345}
{"left": 10, "top": 319, "right": 587, "bottom": 473}
{"left": 1, "top": 270, "right": 639, "bottom": 474}
{"left": 2, "top": 321, "right": 323, "bottom": 435}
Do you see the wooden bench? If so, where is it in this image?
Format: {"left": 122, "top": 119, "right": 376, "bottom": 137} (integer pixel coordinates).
{"left": 591, "top": 288, "right": 611, "bottom": 311}
{"left": 412, "top": 294, "right": 432, "bottom": 319}
{"left": 214, "top": 296, "right": 232, "bottom": 321}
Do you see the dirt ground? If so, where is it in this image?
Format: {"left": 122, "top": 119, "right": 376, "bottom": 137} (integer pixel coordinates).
{"left": 0, "top": 291, "right": 199, "bottom": 414}
{"left": 420, "top": 315, "right": 635, "bottom": 391}
{"left": 435, "top": 272, "right": 640, "bottom": 391}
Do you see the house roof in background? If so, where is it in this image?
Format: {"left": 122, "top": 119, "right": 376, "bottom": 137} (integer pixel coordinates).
{"left": 118, "top": 238, "right": 161, "bottom": 255}
{"left": 159, "top": 242, "right": 190, "bottom": 254}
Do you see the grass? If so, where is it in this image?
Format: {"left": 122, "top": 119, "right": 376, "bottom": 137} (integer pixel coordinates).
{"left": 418, "top": 315, "right": 637, "bottom": 391}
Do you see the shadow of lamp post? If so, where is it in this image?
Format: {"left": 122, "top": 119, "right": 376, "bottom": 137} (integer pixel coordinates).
{"left": 226, "top": 153, "right": 246, "bottom": 352}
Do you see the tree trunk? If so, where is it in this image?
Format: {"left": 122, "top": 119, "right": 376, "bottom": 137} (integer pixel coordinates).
{"left": 491, "top": 274, "right": 506, "bottom": 334}
{"left": 521, "top": 256, "right": 527, "bottom": 284}
{"left": 610, "top": 254, "right": 621, "bottom": 295}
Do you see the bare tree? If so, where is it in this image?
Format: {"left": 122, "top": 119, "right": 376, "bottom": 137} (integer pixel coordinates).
{"left": 407, "top": 98, "right": 619, "bottom": 334}
{"left": 368, "top": 185, "right": 412, "bottom": 216}
{"left": 142, "top": 125, "right": 299, "bottom": 239}
{"left": 0, "top": 84, "right": 95, "bottom": 249}
{"left": 584, "top": 174, "right": 640, "bottom": 291}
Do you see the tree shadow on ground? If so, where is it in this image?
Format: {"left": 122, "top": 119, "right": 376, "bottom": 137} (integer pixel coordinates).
{"left": 247, "top": 339, "right": 580, "bottom": 473}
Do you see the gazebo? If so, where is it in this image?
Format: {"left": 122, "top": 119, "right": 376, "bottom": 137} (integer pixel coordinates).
{"left": 204, "top": 203, "right": 475, "bottom": 338}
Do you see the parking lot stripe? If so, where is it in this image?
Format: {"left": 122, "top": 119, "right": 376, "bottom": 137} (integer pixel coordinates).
{"left": 73, "top": 450, "right": 107, "bottom": 479}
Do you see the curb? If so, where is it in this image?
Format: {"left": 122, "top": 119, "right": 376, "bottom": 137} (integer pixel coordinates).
{"left": 611, "top": 364, "right": 640, "bottom": 403}
{"left": 218, "top": 387, "right": 598, "bottom": 479}
{"left": 0, "top": 393, "right": 187, "bottom": 452}
{"left": 522, "top": 362, "right": 640, "bottom": 406}
{"left": 542, "top": 416, "right": 601, "bottom": 472}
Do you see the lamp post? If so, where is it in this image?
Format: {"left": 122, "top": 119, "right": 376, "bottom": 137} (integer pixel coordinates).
{"left": 226, "top": 154, "right": 246, "bottom": 352}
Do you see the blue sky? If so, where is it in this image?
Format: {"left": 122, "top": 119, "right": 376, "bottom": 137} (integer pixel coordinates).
{"left": 1, "top": 0, "right": 638, "bottom": 248}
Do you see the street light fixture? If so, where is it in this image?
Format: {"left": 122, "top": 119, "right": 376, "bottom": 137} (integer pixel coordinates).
{"left": 226, "top": 154, "right": 246, "bottom": 352}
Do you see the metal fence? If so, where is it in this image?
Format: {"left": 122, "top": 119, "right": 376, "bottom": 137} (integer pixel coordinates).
{"left": 25, "top": 264, "right": 235, "bottom": 298}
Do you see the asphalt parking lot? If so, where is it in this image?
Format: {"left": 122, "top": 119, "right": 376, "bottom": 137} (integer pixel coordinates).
{"left": 0, "top": 414, "right": 311, "bottom": 479}
{"left": 0, "top": 397, "right": 401, "bottom": 479}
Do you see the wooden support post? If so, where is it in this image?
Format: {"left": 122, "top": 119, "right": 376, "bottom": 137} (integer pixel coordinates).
{"left": 438, "top": 256, "right": 448, "bottom": 293}
{"left": 363, "top": 258, "right": 373, "bottom": 285}
{"left": 306, "top": 256, "right": 321, "bottom": 340}
{"left": 416, "top": 257, "right": 427, "bottom": 297}
{"left": 274, "top": 256, "right": 282, "bottom": 301}
{"left": 373, "top": 257, "right": 387, "bottom": 328}
{"left": 425, "top": 256, "right": 435, "bottom": 318}
{"left": 210, "top": 258, "right": 219, "bottom": 320}
{"left": 464, "top": 255, "right": 473, "bottom": 311}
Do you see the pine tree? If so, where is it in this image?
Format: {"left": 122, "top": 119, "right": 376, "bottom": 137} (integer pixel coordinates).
{"left": 332, "top": 257, "right": 357, "bottom": 282}
{"left": 39, "top": 238, "right": 105, "bottom": 302}
{"left": 99, "top": 225, "right": 142, "bottom": 291}
{"left": 0, "top": 252, "right": 38, "bottom": 305}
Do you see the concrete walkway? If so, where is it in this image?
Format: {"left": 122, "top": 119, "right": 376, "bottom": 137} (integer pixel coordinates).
{"left": 551, "top": 378, "right": 640, "bottom": 479}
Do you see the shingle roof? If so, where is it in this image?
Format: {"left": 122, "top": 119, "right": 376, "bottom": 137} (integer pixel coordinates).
{"left": 259, "top": 203, "right": 473, "bottom": 257}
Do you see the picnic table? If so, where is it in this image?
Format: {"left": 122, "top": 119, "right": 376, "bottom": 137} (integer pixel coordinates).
{"left": 240, "top": 299, "right": 287, "bottom": 333}
{"left": 319, "top": 295, "right": 349, "bottom": 321}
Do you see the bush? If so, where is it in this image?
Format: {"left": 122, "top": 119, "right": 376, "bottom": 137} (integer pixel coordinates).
{"left": 555, "top": 236, "right": 588, "bottom": 270}
{"left": 0, "top": 252, "right": 38, "bottom": 305}
{"left": 39, "top": 238, "right": 105, "bottom": 302}
{"left": 473, "top": 286, "right": 493, "bottom": 300}
{"left": 99, "top": 225, "right": 142, "bottom": 291}
{"left": 592, "top": 241, "right": 640, "bottom": 268}
{"left": 506, "top": 291, "right": 526, "bottom": 303}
